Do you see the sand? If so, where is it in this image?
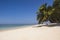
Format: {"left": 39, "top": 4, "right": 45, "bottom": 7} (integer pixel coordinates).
{"left": 0, "top": 25, "right": 60, "bottom": 40}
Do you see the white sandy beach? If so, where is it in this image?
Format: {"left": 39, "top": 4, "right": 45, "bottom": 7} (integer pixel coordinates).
{"left": 0, "top": 25, "right": 60, "bottom": 40}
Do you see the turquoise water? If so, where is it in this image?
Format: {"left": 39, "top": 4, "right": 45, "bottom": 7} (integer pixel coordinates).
{"left": 0, "top": 24, "right": 34, "bottom": 30}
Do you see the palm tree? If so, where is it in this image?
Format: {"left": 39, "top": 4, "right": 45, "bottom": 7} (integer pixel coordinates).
{"left": 37, "top": 3, "right": 55, "bottom": 24}
{"left": 37, "top": 0, "right": 60, "bottom": 24}
{"left": 49, "top": 0, "right": 60, "bottom": 23}
{"left": 37, "top": 3, "right": 47, "bottom": 24}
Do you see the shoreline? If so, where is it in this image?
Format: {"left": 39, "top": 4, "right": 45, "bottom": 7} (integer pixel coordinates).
{"left": 0, "top": 25, "right": 37, "bottom": 32}
{"left": 0, "top": 25, "right": 60, "bottom": 40}
{"left": 0, "top": 24, "right": 60, "bottom": 32}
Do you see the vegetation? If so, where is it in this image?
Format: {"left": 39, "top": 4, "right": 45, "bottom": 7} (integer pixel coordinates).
{"left": 37, "top": 0, "right": 60, "bottom": 24}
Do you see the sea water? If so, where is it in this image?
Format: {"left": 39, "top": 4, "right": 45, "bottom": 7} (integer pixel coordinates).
{"left": 0, "top": 24, "right": 34, "bottom": 30}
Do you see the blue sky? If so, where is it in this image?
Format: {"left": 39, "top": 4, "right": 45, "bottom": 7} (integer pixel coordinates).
{"left": 0, "top": 0, "right": 53, "bottom": 24}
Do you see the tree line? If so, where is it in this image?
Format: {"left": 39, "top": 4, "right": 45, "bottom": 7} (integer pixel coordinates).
{"left": 37, "top": 0, "right": 60, "bottom": 24}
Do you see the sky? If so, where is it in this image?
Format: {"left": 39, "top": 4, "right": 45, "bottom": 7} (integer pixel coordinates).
{"left": 0, "top": 0, "right": 53, "bottom": 24}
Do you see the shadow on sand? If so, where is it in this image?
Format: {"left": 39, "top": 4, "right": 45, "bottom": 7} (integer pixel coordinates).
{"left": 37, "top": 23, "right": 60, "bottom": 27}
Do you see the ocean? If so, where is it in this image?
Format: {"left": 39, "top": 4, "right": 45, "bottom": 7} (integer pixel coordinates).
{"left": 0, "top": 24, "right": 34, "bottom": 30}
